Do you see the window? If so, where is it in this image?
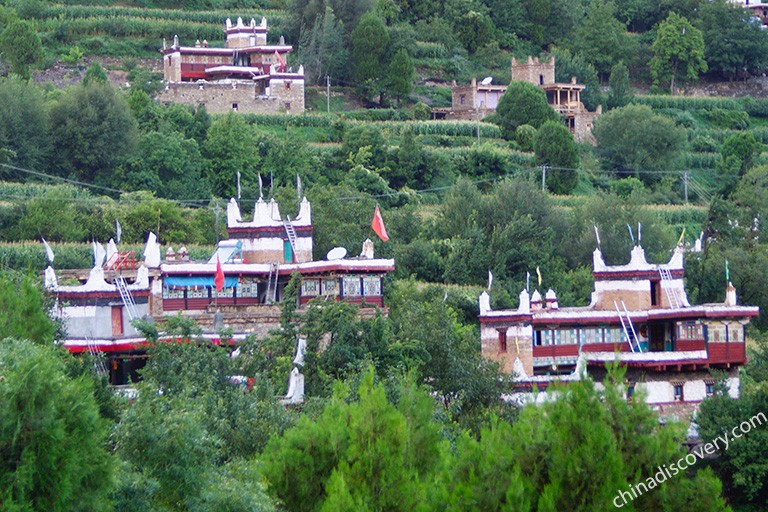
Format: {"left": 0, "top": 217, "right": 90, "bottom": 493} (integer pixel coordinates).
{"left": 673, "top": 383, "right": 684, "bottom": 402}
{"left": 498, "top": 330, "right": 507, "bottom": 353}
{"left": 343, "top": 276, "right": 361, "bottom": 297}
{"left": 534, "top": 330, "right": 543, "bottom": 346}
{"left": 321, "top": 278, "right": 339, "bottom": 296}
{"left": 627, "top": 385, "right": 635, "bottom": 403}
{"left": 232, "top": 103, "right": 238, "bottom": 111}
{"left": 705, "top": 382, "right": 715, "bottom": 397}
{"left": 539, "top": 74, "right": 544, "bottom": 85}
{"left": 285, "top": 101, "right": 292, "bottom": 110}
{"left": 301, "top": 279, "right": 319, "bottom": 297}
{"left": 459, "top": 94, "right": 466, "bottom": 105}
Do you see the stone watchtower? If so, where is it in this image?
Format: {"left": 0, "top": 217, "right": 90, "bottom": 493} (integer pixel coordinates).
{"left": 225, "top": 16, "right": 267, "bottom": 48}
{"left": 511, "top": 55, "right": 555, "bottom": 86}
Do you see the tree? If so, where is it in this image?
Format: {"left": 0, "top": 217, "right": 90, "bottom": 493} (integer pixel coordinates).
{"left": 125, "top": 129, "right": 209, "bottom": 200}
{"left": 649, "top": 12, "right": 707, "bottom": 95}
{"left": 351, "top": 12, "right": 389, "bottom": 104}
{"left": 0, "top": 273, "right": 58, "bottom": 344}
{"left": 203, "top": 112, "right": 257, "bottom": 198}
{"left": 607, "top": 62, "right": 632, "bottom": 109}
{"left": 83, "top": 62, "right": 109, "bottom": 85}
{"left": 0, "top": 339, "right": 113, "bottom": 511}
{"left": 534, "top": 120, "right": 579, "bottom": 194}
{"left": 495, "top": 81, "right": 558, "bottom": 139}
{"left": 263, "top": 368, "right": 447, "bottom": 512}
{"left": 0, "top": 20, "right": 41, "bottom": 79}
{"left": 49, "top": 83, "right": 139, "bottom": 184}
{"left": 696, "top": 380, "right": 768, "bottom": 507}
{"left": 438, "top": 367, "right": 731, "bottom": 511}
{"left": 387, "top": 48, "right": 414, "bottom": 106}
{"left": 552, "top": 48, "right": 603, "bottom": 112}
{"left": 593, "top": 104, "right": 687, "bottom": 186}
{"left": 299, "top": 6, "right": 350, "bottom": 85}
{"left": 717, "top": 131, "right": 763, "bottom": 197}
{"left": 569, "top": 0, "right": 629, "bottom": 78}
{"left": 699, "top": 0, "right": 768, "bottom": 79}
{"left": 0, "top": 76, "right": 50, "bottom": 174}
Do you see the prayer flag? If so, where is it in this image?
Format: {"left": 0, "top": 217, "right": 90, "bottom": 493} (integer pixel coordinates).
{"left": 536, "top": 266, "right": 542, "bottom": 286}
{"left": 371, "top": 205, "right": 389, "bottom": 242}
{"left": 215, "top": 255, "right": 225, "bottom": 292}
{"left": 42, "top": 238, "right": 54, "bottom": 263}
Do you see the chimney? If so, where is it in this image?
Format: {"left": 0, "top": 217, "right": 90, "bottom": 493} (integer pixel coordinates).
{"left": 545, "top": 289, "right": 558, "bottom": 310}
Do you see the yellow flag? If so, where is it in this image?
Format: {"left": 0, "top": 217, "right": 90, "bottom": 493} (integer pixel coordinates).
{"left": 536, "top": 266, "right": 542, "bottom": 286}
{"left": 677, "top": 227, "right": 686, "bottom": 246}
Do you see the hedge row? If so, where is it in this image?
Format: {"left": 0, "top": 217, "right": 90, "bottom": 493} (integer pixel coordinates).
{"left": 635, "top": 95, "right": 768, "bottom": 119}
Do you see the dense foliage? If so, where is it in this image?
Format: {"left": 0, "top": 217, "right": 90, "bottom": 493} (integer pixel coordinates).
{"left": 2, "top": 0, "right": 768, "bottom": 509}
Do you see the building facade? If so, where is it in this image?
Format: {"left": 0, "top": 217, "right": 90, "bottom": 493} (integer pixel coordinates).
{"left": 434, "top": 56, "right": 601, "bottom": 143}
{"left": 479, "top": 244, "right": 758, "bottom": 417}
{"left": 157, "top": 16, "right": 305, "bottom": 114}
{"left": 48, "top": 196, "right": 393, "bottom": 385}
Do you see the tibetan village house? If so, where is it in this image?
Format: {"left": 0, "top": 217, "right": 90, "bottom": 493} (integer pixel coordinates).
{"left": 479, "top": 244, "right": 758, "bottom": 417}
{"left": 157, "top": 16, "right": 305, "bottom": 114}
{"left": 45, "top": 196, "right": 393, "bottom": 386}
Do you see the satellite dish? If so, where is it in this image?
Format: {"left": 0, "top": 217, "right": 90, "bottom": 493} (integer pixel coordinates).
{"left": 326, "top": 247, "right": 347, "bottom": 261}
{"left": 480, "top": 76, "right": 493, "bottom": 85}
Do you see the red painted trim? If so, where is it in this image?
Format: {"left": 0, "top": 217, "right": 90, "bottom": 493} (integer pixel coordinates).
{"left": 57, "top": 290, "right": 149, "bottom": 300}
{"left": 593, "top": 269, "right": 683, "bottom": 281}
{"left": 227, "top": 225, "right": 312, "bottom": 237}
{"left": 163, "top": 265, "right": 394, "bottom": 277}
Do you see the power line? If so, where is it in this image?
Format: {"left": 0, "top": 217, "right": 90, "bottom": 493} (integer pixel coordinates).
{"left": 0, "top": 163, "right": 124, "bottom": 195}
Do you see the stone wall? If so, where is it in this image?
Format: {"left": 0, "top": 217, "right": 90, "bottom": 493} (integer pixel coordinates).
{"left": 156, "top": 79, "right": 304, "bottom": 114}
{"left": 511, "top": 56, "right": 555, "bottom": 86}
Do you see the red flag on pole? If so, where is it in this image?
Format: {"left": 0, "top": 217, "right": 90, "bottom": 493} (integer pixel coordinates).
{"left": 371, "top": 205, "right": 389, "bottom": 242}
{"left": 274, "top": 50, "right": 285, "bottom": 72}
{"left": 215, "top": 255, "right": 225, "bottom": 292}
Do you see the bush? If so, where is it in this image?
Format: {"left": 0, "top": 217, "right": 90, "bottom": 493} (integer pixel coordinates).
{"left": 699, "top": 108, "right": 749, "bottom": 130}
{"left": 691, "top": 135, "right": 719, "bottom": 152}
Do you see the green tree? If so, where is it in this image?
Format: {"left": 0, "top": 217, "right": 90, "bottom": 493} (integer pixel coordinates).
{"left": 696, "top": 380, "right": 768, "bottom": 507}
{"left": 699, "top": 0, "right": 768, "bottom": 79}
{"left": 495, "top": 81, "right": 558, "bottom": 139}
{"left": 125, "top": 129, "right": 209, "bottom": 200}
{"left": 552, "top": 48, "right": 604, "bottom": 112}
{"left": 0, "top": 273, "right": 57, "bottom": 344}
{"left": 351, "top": 12, "right": 390, "bottom": 104}
{"left": 0, "top": 339, "right": 113, "bottom": 511}
{"left": 534, "top": 120, "right": 579, "bottom": 194}
{"left": 607, "top": 61, "right": 632, "bottom": 109}
{"left": 203, "top": 112, "right": 257, "bottom": 198}
{"left": 649, "top": 12, "right": 707, "bottom": 95}
{"left": 387, "top": 48, "right": 414, "bottom": 106}
{"left": 0, "top": 20, "right": 41, "bottom": 79}
{"left": 263, "top": 368, "right": 447, "bottom": 512}
{"left": 438, "top": 367, "right": 731, "bottom": 511}
{"left": 83, "top": 62, "right": 109, "bottom": 85}
{"left": 593, "top": 104, "right": 687, "bottom": 186}
{"left": 49, "top": 83, "right": 139, "bottom": 184}
{"left": 299, "top": 6, "right": 350, "bottom": 85}
{"left": 717, "top": 131, "right": 762, "bottom": 197}
{"left": 569, "top": 0, "right": 629, "bottom": 78}
{"left": 0, "top": 76, "right": 49, "bottom": 174}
